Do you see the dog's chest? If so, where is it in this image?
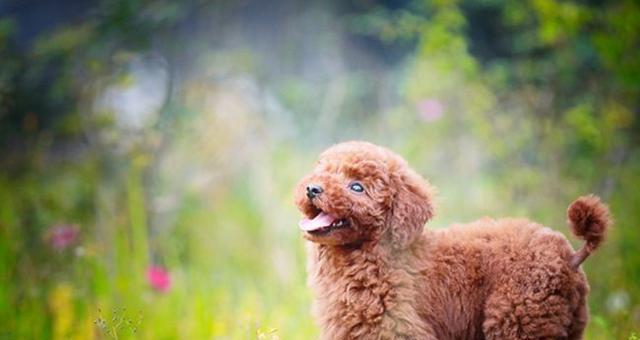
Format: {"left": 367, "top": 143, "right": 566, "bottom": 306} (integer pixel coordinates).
{"left": 308, "top": 246, "right": 428, "bottom": 339}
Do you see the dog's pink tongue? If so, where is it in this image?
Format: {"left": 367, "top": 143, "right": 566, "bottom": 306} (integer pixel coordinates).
{"left": 299, "top": 212, "right": 336, "bottom": 231}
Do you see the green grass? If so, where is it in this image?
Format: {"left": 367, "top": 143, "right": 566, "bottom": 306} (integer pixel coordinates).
{"left": 1, "top": 147, "right": 638, "bottom": 339}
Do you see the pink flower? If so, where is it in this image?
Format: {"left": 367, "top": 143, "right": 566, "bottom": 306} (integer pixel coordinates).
{"left": 47, "top": 224, "right": 79, "bottom": 250}
{"left": 147, "top": 266, "right": 171, "bottom": 292}
{"left": 416, "top": 99, "right": 444, "bottom": 122}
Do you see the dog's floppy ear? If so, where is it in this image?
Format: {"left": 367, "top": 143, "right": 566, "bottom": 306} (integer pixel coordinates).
{"left": 387, "top": 168, "right": 435, "bottom": 248}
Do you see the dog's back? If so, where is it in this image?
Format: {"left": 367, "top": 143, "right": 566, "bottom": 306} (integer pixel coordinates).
{"left": 417, "top": 196, "right": 610, "bottom": 339}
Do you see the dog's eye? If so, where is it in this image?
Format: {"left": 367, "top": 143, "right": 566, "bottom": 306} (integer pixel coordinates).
{"left": 349, "top": 182, "right": 364, "bottom": 193}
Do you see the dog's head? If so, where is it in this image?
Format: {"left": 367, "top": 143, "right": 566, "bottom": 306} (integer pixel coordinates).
{"left": 295, "top": 141, "right": 435, "bottom": 248}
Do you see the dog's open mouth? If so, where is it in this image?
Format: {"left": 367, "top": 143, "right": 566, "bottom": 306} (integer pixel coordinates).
{"left": 299, "top": 211, "right": 350, "bottom": 235}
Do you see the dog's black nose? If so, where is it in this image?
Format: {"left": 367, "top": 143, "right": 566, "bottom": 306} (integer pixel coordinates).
{"left": 306, "top": 184, "right": 323, "bottom": 199}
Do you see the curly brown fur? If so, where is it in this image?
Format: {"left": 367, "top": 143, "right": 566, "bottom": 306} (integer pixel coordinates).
{"left": 295, "top": 141, "right": 611, "bottom": 340}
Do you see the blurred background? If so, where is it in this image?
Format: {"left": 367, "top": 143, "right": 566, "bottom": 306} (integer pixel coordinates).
{"left": 0, "top": 0, "right": 638, "bottom": 338}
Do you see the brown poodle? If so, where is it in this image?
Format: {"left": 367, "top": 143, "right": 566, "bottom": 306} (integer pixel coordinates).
{"left": 294, "top": 141, "right": 610, "bottom": 340}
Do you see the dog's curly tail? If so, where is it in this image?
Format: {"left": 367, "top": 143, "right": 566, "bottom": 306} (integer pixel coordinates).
{"left": 567, "top": 195, "right": 612, "bottom": 269}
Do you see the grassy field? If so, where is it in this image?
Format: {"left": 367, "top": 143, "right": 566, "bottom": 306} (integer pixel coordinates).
{"left": 1, "top": 138, "right": 639, "bottom": 339}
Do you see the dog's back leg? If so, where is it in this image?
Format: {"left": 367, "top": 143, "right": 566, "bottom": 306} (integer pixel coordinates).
{"left": 480, "top": 262, "right": 587, "bottom": 340}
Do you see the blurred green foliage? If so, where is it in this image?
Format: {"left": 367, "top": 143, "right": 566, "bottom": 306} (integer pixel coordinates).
{"left": 0, "top": 0, "right": 639, "bottom": 338}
